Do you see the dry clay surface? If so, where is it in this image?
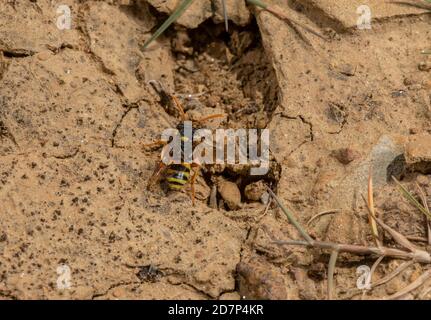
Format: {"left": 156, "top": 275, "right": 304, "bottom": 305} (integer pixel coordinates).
{"left": 0, "top": 0, "right": 431, "bottom": 299}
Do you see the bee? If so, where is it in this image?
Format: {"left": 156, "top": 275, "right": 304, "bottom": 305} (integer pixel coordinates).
{"left": 145, "top": 84, "right": 224, "bottom": 205}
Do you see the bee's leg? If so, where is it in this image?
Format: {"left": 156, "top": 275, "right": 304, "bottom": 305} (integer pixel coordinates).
{"left": 196, "top": 114, "right": 225, "bottom": 124}
{"left": 171, "top": 95, "right": 187, "bottom": 121}
{"left": 190, "top": 164, "right": 201, "bottom": 206}
{"left": 142, "top": 140, "right": 167, "bottom": 150}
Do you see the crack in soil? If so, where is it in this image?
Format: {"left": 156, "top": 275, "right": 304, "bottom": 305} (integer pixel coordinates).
{"left": 0, "top": 48, "right": 36, "bottom": 58}
{"left": 75, "top": 3, "right": 130, "bottom": 101}
{"left": 91, "top": 280, "right": 141, "bottom": 299}
{"left": 51, "top": 147, "right": 80, "bottom": 160}
{"left": 125, "top": 260, "right": 242, "bottom": 299}
{"left": 278, "top": 112, "right": 315, "bottom": 157}
{"left": 297, "top": 114, "right": 314, "bottom": 142}
{"left": 170, "top": 281, "right": 214, "bottom": 300}
{"left": 231, "top": 225, "right": 254, "bottom": 298}
{"left": 125, "top": 263, "right": 218, "bottom": 299}
{"left": 0, "top": 120, "right": 18, "bottom": 147}
{"left": 75, "top": 6, "right": 116, "bottom": 76}
{"left": 111, "top": 103, "right": 139, "bottom": 147}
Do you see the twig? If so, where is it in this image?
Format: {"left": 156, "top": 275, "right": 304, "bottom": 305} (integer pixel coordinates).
{"left": 386, "top": 269, "right": 431, "bottom": 300}
{"left": 344, "top": 260, "right": 414, "bottom": 298}
{"left": 367, "top": 168, "right": 381, "bottom": 247}
{"left": 272, "top": 239, "right": 430, "bottom": 263}
{"left": 369, "top": 256, "right": 385, "bottom": 286}
{"left": 256, "top": 197, "right": 272, "bottom": 222}
{"left": 372, "top": 260, "right": 414, "bottom": 288}
{"left": 406, "top": 235, "right": 429, "bottom": 243}
{"left": 419, "top": 286, "right": 431, "bottom": 299}
{"left": 267, "top": 188, "right": 431, "bottom": 300}
{"left": 372, "top": 214, "right": 418, "bottom": 253}
{"left": 328, "top": 250, "right": 339, "bottom": 300}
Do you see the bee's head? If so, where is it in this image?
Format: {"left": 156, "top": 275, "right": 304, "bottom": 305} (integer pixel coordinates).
{"left": 176, "top": 122, "right": 195, "bottom": 138}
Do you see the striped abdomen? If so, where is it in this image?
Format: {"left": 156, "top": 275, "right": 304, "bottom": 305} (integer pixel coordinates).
{"left": 166, "top": 163, "right": 191, "bottom": 190}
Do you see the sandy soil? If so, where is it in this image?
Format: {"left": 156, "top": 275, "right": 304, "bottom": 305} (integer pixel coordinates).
{"left": 0, "top": 0, "right": 430, "bottom": 300}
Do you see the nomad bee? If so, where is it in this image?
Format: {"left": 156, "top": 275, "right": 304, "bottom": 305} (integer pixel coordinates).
{"left": 145, "top": 84, "right": 223, "bottom": 205}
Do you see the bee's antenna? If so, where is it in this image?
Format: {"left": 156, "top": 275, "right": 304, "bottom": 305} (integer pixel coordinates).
{"left": 148, "top": 80, "right": 176, "bottom": 128}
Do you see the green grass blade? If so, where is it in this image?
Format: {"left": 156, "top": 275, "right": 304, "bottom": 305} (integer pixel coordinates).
{"left": 221, "top": 0, "right": 229, "bottom": 31}
{"left": 267, "top": 188, "right": 314, "bottom": 244}
{"left": 143, "top": 0, "right": 195, "bottom": 49}
{"left": 392, "top": 177, "right": 431, "bottom": 219}
{"left": 247, "top": 0, "right": 326, "bottom": 41}
{"left": 246, "top": 0, "right": 268, "bottom": 9}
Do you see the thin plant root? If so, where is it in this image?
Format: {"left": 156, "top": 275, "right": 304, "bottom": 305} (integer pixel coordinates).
{"left": 306, "top": 210, "right": 340, "bottom": 227}
{"left": 255, "top": 198, "right": 272, "bottom": 222}
{"left": 369, "top": 256, "right": 385, "bottom": 286}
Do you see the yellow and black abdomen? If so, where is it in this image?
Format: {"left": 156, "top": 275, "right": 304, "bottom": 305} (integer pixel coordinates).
{"left": 166, "top": 163, "right": 191, "bottom": 190}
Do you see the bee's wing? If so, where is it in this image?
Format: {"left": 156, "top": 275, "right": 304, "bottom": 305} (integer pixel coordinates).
{"left": 147, "top": 144, "right": 175, "bottom": 190}
{"left": 146, "top": 161, "right": 168, "bottom": 190}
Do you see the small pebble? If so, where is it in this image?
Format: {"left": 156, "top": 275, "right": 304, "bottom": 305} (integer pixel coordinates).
{"left": 332, "top": 148, "right": 359, "bottom": 165}
{"left": 338, "top": 63, "right": 355, "bottom": 76}
{"left": 418, "top": 61, "right": 431, "bottom": 72}
{"left": 218, "top": 178, "right": 241, "bottom": 210}
{"left": 244, "top": 180, "right": 266, "bottom": 202}
{"left": 260, "top": 192, "right": 270, "bottom": 205}
{"left": 36, "top": 51, "right": 52, "bottom": 61}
